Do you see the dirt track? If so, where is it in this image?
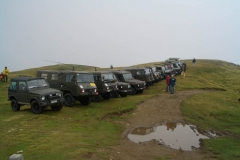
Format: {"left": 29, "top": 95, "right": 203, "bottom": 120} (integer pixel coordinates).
{"left": 108, "top": 90, "right": 216, "bottom": 160}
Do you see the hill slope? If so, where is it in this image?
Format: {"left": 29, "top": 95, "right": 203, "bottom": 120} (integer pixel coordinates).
{"left": 0, "top": 59, "right": 240, "bottom": 160}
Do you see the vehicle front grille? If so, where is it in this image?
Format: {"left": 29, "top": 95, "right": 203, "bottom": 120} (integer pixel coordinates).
{"left": 46, "top": 95, "right": 59, "bottom": 101}
{"left": 138, "top": 83, "right": 145, "bottom": 88}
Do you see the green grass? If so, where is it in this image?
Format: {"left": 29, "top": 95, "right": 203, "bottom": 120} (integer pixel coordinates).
{"left": 1, "top": 60, "right": 240, "bottom": 159}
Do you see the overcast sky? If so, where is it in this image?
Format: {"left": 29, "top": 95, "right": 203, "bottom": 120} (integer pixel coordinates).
{"left": 1, "top": 0, "right": 239, "bottom": 72}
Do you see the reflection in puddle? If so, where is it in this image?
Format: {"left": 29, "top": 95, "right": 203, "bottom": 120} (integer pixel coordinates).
{"left": 128, "top": 122, "right": 210, "bottom": 151}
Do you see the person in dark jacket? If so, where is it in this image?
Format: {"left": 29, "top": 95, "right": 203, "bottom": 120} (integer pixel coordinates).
{"left": 192, "top": 58, "right": 196, "bottom": 67}
{"left": 181, "top": 64, "right": 186, "bottom": 78}
{"left": 165, "top": 75, "right": 170, "bottom": 92}
{"left": 169, "top": 75, "right": 176, "bottom": 94}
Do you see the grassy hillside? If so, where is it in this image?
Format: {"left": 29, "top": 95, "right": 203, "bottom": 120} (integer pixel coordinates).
{"left": 0, "top": 59, "right": 240, "bottom": 160}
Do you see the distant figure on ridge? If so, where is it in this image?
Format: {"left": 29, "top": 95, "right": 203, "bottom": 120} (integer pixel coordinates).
{"left": 3, "top": 66, "right": 9, "bottom": 82}
{"left": 110, "top": 65, "right": 113, "bottom": 69}
{"left": 192, "top": 58, "right": 196, "bottom": 67}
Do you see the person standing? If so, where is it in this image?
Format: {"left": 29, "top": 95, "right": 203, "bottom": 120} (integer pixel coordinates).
{"left": 3, "top": 66, "right": 9, "bottom": 82}
{"left": 181, "top": 64, "right": 186, "bottom": 78}
{"left": 165, "top": 74, "right": 170, "bottom": 92}
{"left": 192, "top": 58, "right": 196, "bottom": 67}
{"left": 169, "top": 75, "right": 176, "bottom": 94}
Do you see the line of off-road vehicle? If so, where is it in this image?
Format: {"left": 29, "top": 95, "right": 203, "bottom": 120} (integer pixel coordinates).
{"left": 7, "top": 58, "right": 185, "bottom": 114}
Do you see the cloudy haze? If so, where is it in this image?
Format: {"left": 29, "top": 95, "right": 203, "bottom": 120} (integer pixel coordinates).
{"left": 0, "top": 0, "right": 239, "bottom": 72}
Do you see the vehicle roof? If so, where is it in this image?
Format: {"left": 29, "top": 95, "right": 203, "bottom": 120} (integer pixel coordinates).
{"left": 38, "top": 70, "right": 92, "bottom": 74}
{"left": 124, "top": 67, "right": 148, "bottom": 71}
{"left": 111, "top": 70, "right": 131, "bottom": 74}
{"left": 168, "top": 58, "right": 180, "bottom": 60}
{"left": 11, "top": 76, "right": 44, "bottom": 81}
{"left": 88, "top": 70, "right": 115, "bottom": 74}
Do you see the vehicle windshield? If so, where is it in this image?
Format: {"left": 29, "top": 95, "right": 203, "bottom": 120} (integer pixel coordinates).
{"left": 27, "top": 79, "right": 48, "bottom": 89}
{"left": 77, "top": 74, "right": 94, "bottom": 83}
{"left": 165, "top": 64, "right": 172, "bottom": 69}
{"left": 156, "top": 67, "right": 165, "bottom": 71}
{"left": 144, "top": 69, "right": 150, "bottom": 74}
{"left": 123, "top": 73, "right": 134, "bottom": 80}
{"left": 151, "top": 67, "right": 156, "bottom": 72}
{"left": 102, "top": 73, "right": 117, "bottom": 82}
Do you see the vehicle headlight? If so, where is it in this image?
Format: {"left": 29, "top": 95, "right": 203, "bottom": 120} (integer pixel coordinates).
{"left": 56, "top": 93, "right": 62, "bottom": 97}
{"left": 128, "top": 84, "right": 131, "bottom": 88}
{"left": 79, "top": 85, "right": 83, "bottom": 89}
{"left": 104, "top": 83, "right": 108, "bottom": 86}
{"left": 41, "top": 96, "right": 45, "bottom": 100}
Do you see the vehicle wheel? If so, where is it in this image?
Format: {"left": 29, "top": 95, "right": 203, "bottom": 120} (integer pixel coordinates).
{"left": 146, "top": 83, "right": 149, "bottom": 88}
{"left": 101, "top": 93, "right": 111, "bottom": 100}
{"left": 120, "top": 93, "right": 127, "bottom": 97}
{"left": 137, "top": 90, "right": 143, "bottom": 94}
{"left": 11, "top": 99, "right": 20, "bottom": 111}
{"left": 91, "top": 95, "right": 101, "bottom": 102}
{"left": 79, "top": 97, "right": 91, "bottom": 106}
{"left": 129, "top": 87, "right": 136, "bottom": 95}
{"left": 31, "top": 100, "right": 43, "bottom": 114}
{"left": 111, "top": 91, "right": 119, "bottom": 98}
{"left": 51, "top": 103, "right": 63, "bottom": 111}
{"left": 63, "top": 93, "right": 75, "bottom": 107}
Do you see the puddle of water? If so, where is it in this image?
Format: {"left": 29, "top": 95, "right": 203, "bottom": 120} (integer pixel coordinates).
{"left": 128, "top": 122, "right": 210, "bottom": 151}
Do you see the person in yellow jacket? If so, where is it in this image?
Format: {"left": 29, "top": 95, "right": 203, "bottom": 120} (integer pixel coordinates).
{"left": 3, "top": 66, "right": 9, "bottom": 82}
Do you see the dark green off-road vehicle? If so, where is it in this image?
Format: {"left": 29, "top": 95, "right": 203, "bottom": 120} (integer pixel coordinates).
{"left": 89, "top": 71, "right": 119, "bottom": 101}
{"left": 112, "top": 70, "right": 146, "bottom": 94}
{"left": 8, "top": 76, "right": 64, "bottom": 114}
{"left": 36, "top": 70, "right": 98, "bottom": 107}
{"left": 124, "top": 67, "right": 154, "bottom": 87}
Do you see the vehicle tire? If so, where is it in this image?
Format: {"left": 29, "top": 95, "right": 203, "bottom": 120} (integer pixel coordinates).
{"left": 137, "top": 90, "right": 143, "bottom": 94}
{"left": 91, "top": 95, "right": 101, "bottom": 102}
{"left": 11, "top": 99, "right": 20, "bottom": 111}
{"left": 101, "top": 93, "right": 111, "bottom": 100}
{"left": 63, "top": 93, "right": 75, "bottom": 107}
{"left": 31, "top": 100, "right": 43, "bottom": 114}
{"left": 120, "top": 93, "right": 127, "bottom": 97}
{"left": 51, "top": 103, "right": 63, "bottom": 111}
{"left": 111, "top": 91, "right": 119, "bottom": 98}
{"left": 146, "top": 83, "right": 149, "bottom": 88}
{"left": 79, "top": 97, "right": 91, "bottom": 106}
{"left": 129, "top": 87, "right": 136, "bottom": 95}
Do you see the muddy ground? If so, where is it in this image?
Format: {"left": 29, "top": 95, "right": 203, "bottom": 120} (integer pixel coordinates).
{"left": 107, "top": 90, "right": 217, "bottom": 160}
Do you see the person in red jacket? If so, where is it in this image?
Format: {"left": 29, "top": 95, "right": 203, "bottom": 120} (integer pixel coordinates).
{"left": 165, "top": 75, "right": 170, "bottom": 92}
{"left": 0, "top": 72, "right": 4, "bottom": 81}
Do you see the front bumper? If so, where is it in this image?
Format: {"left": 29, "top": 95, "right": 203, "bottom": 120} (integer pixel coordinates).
{"left": 39, "top": 97, "right": 65, "bottom": 107}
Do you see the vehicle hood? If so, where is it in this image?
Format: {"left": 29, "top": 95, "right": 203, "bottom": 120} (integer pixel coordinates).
{"left": 29, "top": 88, "right": 61, "bottom": 95}
{"left": 125, "top": 79, "right": 145, "bottom": 84}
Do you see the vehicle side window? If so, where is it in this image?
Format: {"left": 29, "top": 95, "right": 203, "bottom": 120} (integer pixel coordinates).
{"left": 66, "top": 75, "right": 75, "bottom": 82}
{"left": 51, "top": 73, "right": 58, "bottom": 80}
{"left": 94, "top": 75, "right": 101, "bottom": 81}
{"left": 41, "top": 73, "right": 48, "bottom": 79}
{"left": 19, "top": 81, "right": 26, "bottom": 90}
{"left": 9, "top": 81, "right": 17, "bottom": 90}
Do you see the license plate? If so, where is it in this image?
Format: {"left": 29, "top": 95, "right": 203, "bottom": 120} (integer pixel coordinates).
{"left": 124, "top": 90, "right": 128, "bottom": 92}
{"left": 51, "top": 100, "right": 57, "bottom": 103}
